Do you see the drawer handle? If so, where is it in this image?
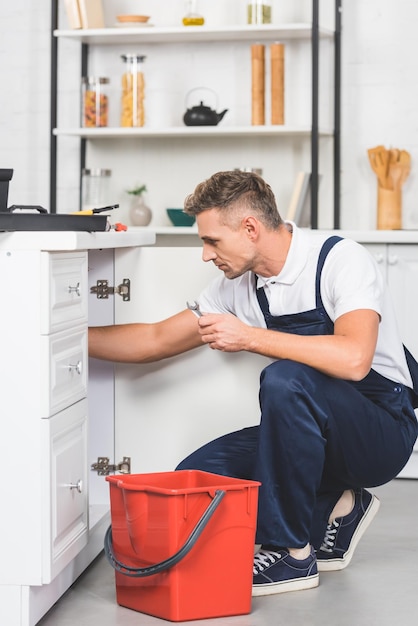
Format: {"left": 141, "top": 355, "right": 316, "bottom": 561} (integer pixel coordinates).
{"left": 68, "top": 360, "right": 83, "bottom": 375}
{"left": 68, "top": 479, "right": 83, "bottom": 494}
{"left": 68, "top": 282, "right": 81, "bottom": 296}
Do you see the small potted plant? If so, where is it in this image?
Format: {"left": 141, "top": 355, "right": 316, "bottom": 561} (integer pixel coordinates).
{"left": 127, "top": 184, "right": 152, "bottom": 226}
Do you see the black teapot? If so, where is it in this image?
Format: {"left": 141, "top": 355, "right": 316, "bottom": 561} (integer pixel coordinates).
{"left": 183, "top": 89, "right": 228, "bottom": 126}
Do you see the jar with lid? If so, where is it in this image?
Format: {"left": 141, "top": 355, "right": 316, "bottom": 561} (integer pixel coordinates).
{"left": 81, "top": 77, "right": 109, "bottom": 127}
{"left": 81, "top": 168, "right": 111, "bottom": 211}
{"left": 247, "top": 1, "right": 272, "bottom": 24}
{"left": 120, "top": 54, "right": 146, "bottom": 127}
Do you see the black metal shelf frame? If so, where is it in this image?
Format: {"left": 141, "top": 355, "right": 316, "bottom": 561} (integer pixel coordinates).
{"left": 49, "top": 0, "right": 342, "bottom": 227}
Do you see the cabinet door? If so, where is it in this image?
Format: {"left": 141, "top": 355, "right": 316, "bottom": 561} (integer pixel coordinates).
{"left": 363, "top": 243, "right": 418, "bottom": 356}
{"left": 386, "top": 245, "right": 418, "bottom": 479}
{"left": 41, "top": 400, "right": 88, "bottom": 583}
{"left": 365, "top": 243, "right": 418, "bottom": 479}
{"left": 385, "top": 244, "right": 418, "bottom": 357}
{"left": 113, "top": 246, "right": 271, "bottom": 474}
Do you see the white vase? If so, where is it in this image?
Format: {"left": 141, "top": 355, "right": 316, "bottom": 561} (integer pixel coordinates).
{"left": 129, "top": 196, "right": 152, "bottom": 226}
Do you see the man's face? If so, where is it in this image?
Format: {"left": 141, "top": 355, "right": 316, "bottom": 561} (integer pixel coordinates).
{"left": 196, "top": 208, "right": 255, "bottom": 279}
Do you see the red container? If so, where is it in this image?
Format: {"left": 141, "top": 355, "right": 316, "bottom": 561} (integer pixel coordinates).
{"left": 106, "top": 470, "right": 260, "bottom": 622}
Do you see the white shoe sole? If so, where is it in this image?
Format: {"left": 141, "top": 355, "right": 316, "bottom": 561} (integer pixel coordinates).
{"left": 252, "top": 573, "right": 319, "bottom": 597}
{"left": 317, "top": 494, "right": 380, "bottom": 572}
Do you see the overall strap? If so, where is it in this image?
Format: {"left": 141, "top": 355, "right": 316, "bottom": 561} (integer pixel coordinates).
{"left": 255, "top": 235, "right": 344, "bottom": 319}
{"left": 315, "top": 236, "right": 343, "bottom": 308}
{"left": 255, "top": 274, "right": 269, "bottom": 317}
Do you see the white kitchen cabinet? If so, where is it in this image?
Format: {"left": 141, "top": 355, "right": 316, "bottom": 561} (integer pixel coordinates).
{"left": 0, "top": 230, "right": 154, "bottom": 626}
{"left": 364, "top": 242, "right": 418, "bottom": 479}
{"left": 112, "top": 233, "right": 418, "bottom": 482}
{"left": 113, "top": 246, "right": 272, "bottom": 474}
{"left": 40, "top": 401, "right": 88, "bottom": 584}
{"left": 51, "top": 0, "right": 340, "bottom": 228}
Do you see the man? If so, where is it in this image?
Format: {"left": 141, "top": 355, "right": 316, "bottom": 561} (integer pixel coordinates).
{"left": 89, "top": 170, "right": 418, "bottom": 596}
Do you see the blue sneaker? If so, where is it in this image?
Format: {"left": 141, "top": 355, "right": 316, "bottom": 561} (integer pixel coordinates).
{"left": 316, "top": 488, "right": 380, "bottom": 572}
{"left": 252, "top": 546, "right": 319, "bottom": 596}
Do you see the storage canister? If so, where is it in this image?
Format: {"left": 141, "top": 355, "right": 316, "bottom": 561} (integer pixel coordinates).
{"left": 82, "top": 168, "right": 111, "bottom": 211}
{"left": 120, "top": 54, "right": 146, "bottom": 127}
{"left": 82, "top": 77, "right": 109, "bottom": 127}
{"left": 247, "top": 1, "right": 272, "bottom": 24}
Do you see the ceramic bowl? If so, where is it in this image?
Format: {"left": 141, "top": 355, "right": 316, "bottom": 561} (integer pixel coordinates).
{"left": 116, "top": 15, "right": 150, "bottom": 23}
{"left": 166, "top": 208, "right": 196, "bottom": 227}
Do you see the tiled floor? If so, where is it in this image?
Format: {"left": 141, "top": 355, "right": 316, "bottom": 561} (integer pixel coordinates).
{"left": 38, "top": 479, "right": 417, "bottom": 626}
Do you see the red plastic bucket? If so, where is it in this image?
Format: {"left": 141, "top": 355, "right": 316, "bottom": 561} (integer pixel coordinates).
{"left": 105, "top": 470, "right": 260, "bottom": 622}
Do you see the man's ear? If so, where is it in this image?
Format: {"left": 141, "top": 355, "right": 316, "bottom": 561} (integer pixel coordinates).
{"left": 242, "top": 215, "right": 259, "bottom": 240}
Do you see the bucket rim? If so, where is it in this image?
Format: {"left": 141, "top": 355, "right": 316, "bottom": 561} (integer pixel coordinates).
{"left": 106, "top": 469, "right": 261, "bottom": 494}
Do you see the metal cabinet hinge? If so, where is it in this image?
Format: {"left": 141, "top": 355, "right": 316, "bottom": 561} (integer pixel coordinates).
{"left": 91, "top": 456, "right": 131, "bottom": 476}
{"left": 90, "top": 278, "right": 130, "bottom": 301}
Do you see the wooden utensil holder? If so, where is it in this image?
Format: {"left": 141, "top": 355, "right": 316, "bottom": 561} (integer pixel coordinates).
{"left": 377, "top": 186, "right": 402, "bottom": 230}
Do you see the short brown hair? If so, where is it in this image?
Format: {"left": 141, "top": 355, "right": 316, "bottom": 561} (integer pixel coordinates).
{"left": 184, "top": 170, "right": 283, "bottom": 230}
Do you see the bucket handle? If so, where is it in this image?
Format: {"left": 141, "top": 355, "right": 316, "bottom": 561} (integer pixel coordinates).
{"left": 104, "top": 489, "right": 225, "bottom": 578}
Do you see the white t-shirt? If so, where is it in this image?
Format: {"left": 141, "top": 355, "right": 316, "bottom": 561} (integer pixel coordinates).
{"left": 198, "top": 223, "right": 413, "bottom": 387}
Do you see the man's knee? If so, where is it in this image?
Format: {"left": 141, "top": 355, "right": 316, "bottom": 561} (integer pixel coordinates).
{"left": 260, "top": 360, "right": 316, "bottom": 396}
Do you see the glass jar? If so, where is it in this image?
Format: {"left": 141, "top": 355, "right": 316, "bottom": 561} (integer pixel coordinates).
{"left": 81, "top": 168, "right": 111, "bottom": 211}
{"left": 81, "top": 77, "right": 109, "bottom": 127}
{"left": 182, "top": 0, "right": 204, "bottom": 26}
{"left": 234, "top": 167, "right": 263, "bottom": 176}
{"left": 247, "top": 1, "right": 272, "bottom": 24}
{"left": 120, "top": 54, "right": 146, "bottom": 127}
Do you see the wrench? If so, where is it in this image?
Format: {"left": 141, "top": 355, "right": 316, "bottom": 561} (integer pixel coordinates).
{"left": 186, "top": 300, "right": 202, "bottom": 317}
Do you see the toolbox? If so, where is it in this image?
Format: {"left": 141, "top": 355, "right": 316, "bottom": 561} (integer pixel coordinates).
{"left": 0, "top": 211, "right": 108, "bottom": 232}
{"left": 0, "top": 168, "right": 110, "bottom": 232}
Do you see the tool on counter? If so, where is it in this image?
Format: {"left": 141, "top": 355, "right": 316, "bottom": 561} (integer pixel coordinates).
{"left": 368, "top": 145, "right": 411, "bottom": 229}
{"left": 186, "top": 300, "right": 202, "bottom": 317}
{"left": 74, "top": 204, "right": 119, "bottom": 215}
{"left": 106, "top": 221, "right": 127, "bottom": 232}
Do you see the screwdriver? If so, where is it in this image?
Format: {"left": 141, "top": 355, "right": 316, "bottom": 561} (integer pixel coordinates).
{"left": 73, "top": 204, "right": 119, "bottom": 215}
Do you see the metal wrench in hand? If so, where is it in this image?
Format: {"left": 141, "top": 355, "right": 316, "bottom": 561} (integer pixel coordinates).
{"left": 186, "top": 300, "right": 202, "bottom": 317}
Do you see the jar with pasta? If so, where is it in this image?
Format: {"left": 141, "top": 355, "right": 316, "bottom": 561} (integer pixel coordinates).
{"left": 120, "top": 54, "right": 146, "bottom": 127}
{"left": 81, "top": 77, "right": 109, "bottom": 127}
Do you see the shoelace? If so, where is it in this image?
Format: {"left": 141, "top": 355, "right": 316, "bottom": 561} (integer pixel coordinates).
{"left": 320, "top": 520, "right": 340, "bottom": 552}
{"left": 253, "top": 549, "right": 283, "bottom": 575}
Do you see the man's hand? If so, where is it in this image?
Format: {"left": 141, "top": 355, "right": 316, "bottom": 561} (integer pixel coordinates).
{"left": 198, "top": 313, "right": 252, "bottom": 352}
{"left": 197, "top": 308, "right": 379, "bottom": 381}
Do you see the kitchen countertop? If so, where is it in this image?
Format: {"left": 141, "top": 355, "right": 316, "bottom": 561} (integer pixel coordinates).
{"left": 129, "top": 226, "right": 418, "bottom": 247}
{"left": 0, "top": 229, "right": 156, "bottom": 251}
{"left": 2, "top": 227, "right": 418, "bottom": 251}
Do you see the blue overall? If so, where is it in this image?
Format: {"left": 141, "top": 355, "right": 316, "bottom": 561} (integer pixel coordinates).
{"left": 177, "top": 236, "right": 418, "bottom": 549}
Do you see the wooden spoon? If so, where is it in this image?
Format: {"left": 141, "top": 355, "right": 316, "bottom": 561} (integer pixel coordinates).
{"left": 368, "top": 146, "right": 390, "bottom": 188}
{"left": 399, "top": 150, "right": 411, "bottom": 186}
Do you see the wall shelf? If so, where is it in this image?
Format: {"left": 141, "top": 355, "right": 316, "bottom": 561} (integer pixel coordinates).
{"left": 50, "top": 1, "right": 342, "bottom": 228}
{"left": 53, "top": 125, "right": 334, "bottom": 139}
{"left": 53, "top": 23, "right": 334, "bottom": 45}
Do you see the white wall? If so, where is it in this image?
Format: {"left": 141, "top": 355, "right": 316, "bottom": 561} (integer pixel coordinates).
{"left": 0, "top": 0, "right": 417, "bottom": 230}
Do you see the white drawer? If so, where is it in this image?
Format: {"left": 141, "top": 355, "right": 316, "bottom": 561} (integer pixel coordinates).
{"left": 41, "top": 326, "right": 87, "bottom": 417}
{"left": 41, "top": 252, "right": 88, "bottom": 334}
{"left": 41, "top": 400, "right": 88, "bottom": 583}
